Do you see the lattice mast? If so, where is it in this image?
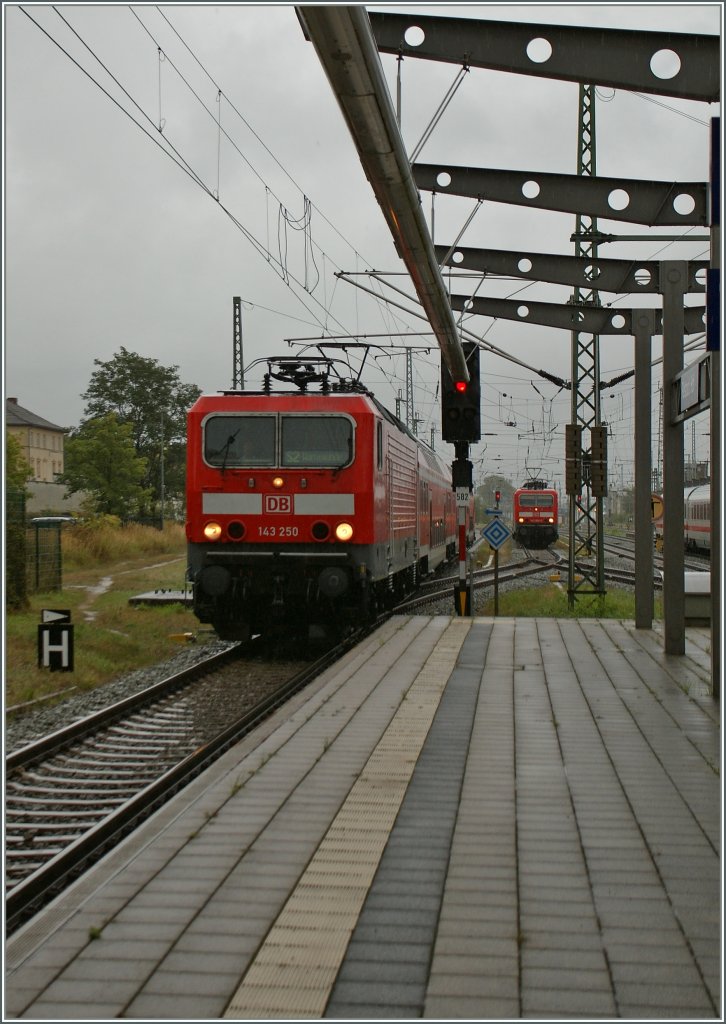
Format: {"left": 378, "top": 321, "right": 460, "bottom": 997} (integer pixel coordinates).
{"left": 568, "top": 83, "right": 606, "bottom": 605}
{"left": 232, "top": 296, "right": 244, "bottom": 390}
{"left": 406, "top": 348, "right": 414, "bottom": 432}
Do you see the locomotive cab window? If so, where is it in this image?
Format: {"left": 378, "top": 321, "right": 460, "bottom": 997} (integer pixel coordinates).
{"left": 518, "top": 494, "right": 554, "bottom": 507}
{"left": 204, "top": 415, "right": 275, "bottom": 467}
{"left": 281, "top": 416, "right": 353, "bottom": 468}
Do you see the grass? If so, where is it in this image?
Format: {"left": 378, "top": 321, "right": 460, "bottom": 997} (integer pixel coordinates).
{"left": 62, "top": 518, "right": 186, "bottom": 569}
{"left": 478, "top": 583, "right": 663, "bottom": 619}
{"left": 5, "top": 521, "right": 210, "bottom": 711}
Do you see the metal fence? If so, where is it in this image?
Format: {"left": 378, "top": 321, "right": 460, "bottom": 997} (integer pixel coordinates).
{"left": 5, "top": 492, "right": 64, "bottom": 606}
{"left": 26, "top": 518, "right": 63, "bottom": 594}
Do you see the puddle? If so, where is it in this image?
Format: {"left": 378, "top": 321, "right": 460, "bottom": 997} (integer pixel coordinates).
{"left": 65, "top": 576, "right": 114, "bottom": 621}
{"left": 88, "top": 576, "right": 113, "bottom": 598}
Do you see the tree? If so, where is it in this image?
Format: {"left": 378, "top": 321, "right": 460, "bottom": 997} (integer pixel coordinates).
{"left": 59, "top": 414, "right": 150, "bottom": 518}
{"left": 5, "top": 432, "right": 32, "bottom": 493}
{"left": 474, "top": 474, "right": 513, "bottom": 520}
{"left": 5, "top": 432, "right": 33, "bottom": 609}
{"left": 81, "top": 347, "right": 201, "bottom": 515}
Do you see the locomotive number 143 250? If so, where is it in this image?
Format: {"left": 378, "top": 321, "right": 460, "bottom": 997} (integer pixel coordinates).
{"left": 257, "top": 525, "right": 300, "bottom": 538}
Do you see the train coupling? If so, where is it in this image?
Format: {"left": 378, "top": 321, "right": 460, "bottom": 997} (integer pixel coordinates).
{"left": 271, "top": 574, "right": 286, "bottom": 611}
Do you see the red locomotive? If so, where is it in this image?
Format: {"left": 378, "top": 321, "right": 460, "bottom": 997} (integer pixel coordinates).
{"left": 512, "top": 480, "right": 559, "bottom": 548}
{"left": 186, "top": 357, "right": 474, "bottom": 642}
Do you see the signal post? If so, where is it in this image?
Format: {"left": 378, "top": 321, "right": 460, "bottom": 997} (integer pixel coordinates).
{"left": 441, "top": 342, "right": 481, "bottom": 617}
{"left": 454, "top": 461, "right": 473, "bottom": 616}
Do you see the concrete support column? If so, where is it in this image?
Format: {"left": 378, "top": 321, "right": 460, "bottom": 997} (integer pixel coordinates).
{"left": 660, "top": 262, "right": 687, "bottom": 655}
{"left": 634, "top": 311, "right": 655, "bottom": 629}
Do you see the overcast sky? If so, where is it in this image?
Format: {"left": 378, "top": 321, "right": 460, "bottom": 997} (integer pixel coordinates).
{"left": 3, "top": 3, "right": 721, "bottom": 489}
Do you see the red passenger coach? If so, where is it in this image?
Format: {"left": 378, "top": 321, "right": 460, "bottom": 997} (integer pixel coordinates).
{"left": 512, "top": 481, "right": 559, "bottom": 549}
{"left": 186, "top": 358, "right": 463, "bottom": 642}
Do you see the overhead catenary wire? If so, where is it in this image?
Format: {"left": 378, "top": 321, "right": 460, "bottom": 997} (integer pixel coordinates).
{"left": 151, "top": 4, "right": 376, "bottom": 272}
{"left": 15, "top": 7, "right": 588, "bottom": 418}
{"left": 22, "top": 6, "right": 403, "bottom": 362}
{"left": 133, "top": 5, "right": 433, "bottom": 396}
{"left": 340, "top": 270, "right": 567, "bottom": 385}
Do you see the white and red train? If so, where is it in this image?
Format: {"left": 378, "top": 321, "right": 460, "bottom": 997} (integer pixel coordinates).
{"left": 653, "top": 483, "right": 711, "bottom": 552}
{"left": 684, "top": 483, "right": 711, "bottom": 551}
{"left": 185, "top": 358, "right": 475, "bottom": 642}
{"left": 512, "top": 481, "right": 559, "bottom": 548}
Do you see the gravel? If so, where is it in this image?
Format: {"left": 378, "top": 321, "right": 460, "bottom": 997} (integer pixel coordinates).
{"left": 5, "top": 638, "right": 238, "bottom": 755}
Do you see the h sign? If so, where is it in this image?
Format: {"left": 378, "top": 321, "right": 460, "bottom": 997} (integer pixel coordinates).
{"left": 38, "top": 624, "right": 74, "bottom": 672}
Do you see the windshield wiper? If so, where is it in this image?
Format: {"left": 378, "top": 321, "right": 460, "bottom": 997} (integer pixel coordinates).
{"left": 211, "top": 430, "right": 240, "bottom": 474}
{"left": 332, "top": 436, "right": 353, "bottom": 477}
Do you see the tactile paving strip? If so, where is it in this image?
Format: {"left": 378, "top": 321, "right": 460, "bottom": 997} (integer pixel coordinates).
{"left": 224, "top": 617, "right": 471, "bottom": 1019}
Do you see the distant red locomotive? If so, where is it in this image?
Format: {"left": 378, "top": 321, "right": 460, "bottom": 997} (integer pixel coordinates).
{"left": 512, "top": 480, "right": 559, "bottom": 548}
{"left": 186, "top": 357, "right": 473, "bottom": 642}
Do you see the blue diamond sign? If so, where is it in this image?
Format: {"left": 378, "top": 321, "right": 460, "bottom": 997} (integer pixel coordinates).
{"left": 482, "top": 517, "right": 511, "bottom": 550}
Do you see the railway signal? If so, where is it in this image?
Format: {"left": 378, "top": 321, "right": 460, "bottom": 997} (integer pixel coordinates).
{"left": 590, "top": 425, "right": 608, "bottom": 497}
{"left": 451, "top": 456, "right": 473, "bottom": 491}
{"left": 441, "top": 342, "right": 481, "bottom": 442}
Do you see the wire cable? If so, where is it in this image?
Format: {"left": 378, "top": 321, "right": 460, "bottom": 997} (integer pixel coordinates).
{"left": 26, "top": 7, "right": 379, "bottom": 346}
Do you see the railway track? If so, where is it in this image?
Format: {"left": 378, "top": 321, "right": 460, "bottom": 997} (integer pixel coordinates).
{"left": 5, "top": 638, "right": 348, "bottom": 934}
{"left": 399, "top": 547, "right": 563, "bottom": 613}
{"left": 599, "top": 565, "right": 663, "bottom": 589}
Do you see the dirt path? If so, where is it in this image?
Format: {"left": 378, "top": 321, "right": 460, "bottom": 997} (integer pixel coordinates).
{"left": 65, "top": 557, "right": 185, "bottom": 623}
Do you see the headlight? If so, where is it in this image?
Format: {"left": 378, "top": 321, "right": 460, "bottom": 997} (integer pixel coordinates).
{"left": 548, "top": 517, "right": 554, "bottom": 524}
{"left": 203, "top": 521, "right": 223, "bottom": 540}
{"left": 335, "top": 522, "right": 353, "bottom": 542}
{"left": 272, "top": 476, "right": 285, "bottom": 488}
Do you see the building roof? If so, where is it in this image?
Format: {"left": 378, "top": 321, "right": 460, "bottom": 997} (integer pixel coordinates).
{"left": 6, "top": 398, "right": 67, "bottom": 432}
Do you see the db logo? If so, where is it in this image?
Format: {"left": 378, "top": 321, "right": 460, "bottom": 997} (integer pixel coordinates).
{"left": 264, "top": 494, "right": 291, "bottom": 513}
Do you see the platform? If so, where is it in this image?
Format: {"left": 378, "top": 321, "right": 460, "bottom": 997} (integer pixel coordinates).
{"left": 128, "top": 588, "right": 192, "bottom": 607}
{"left": 4, "top": 615, "right": 720, "bottom": 1019}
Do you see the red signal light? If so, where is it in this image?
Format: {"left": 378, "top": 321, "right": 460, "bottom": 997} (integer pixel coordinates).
{"left": 455, "top": 381, "right": 467, "bottom": 393}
